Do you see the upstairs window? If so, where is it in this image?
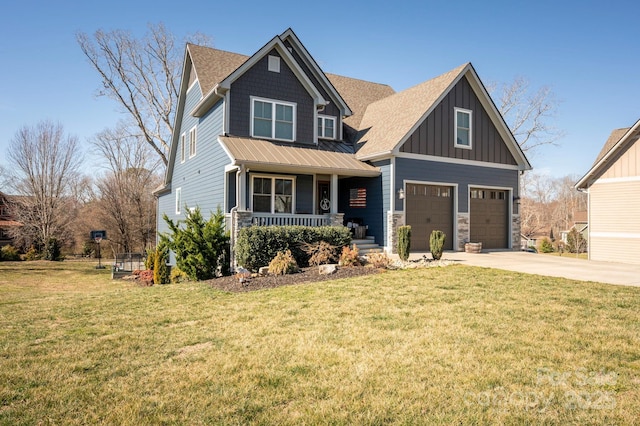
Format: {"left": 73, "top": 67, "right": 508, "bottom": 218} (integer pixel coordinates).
{"left": 252, "top": 176, "right": 294, "bottom": 214}
{"left": 189, "top": 126, "right": 197, "bottom": 158}
{"left": 175, "top": 188, "right": 182, "bottom": 215}
{"left": 317, "top": 115, "right": 336, "bottom": 140}
{"left": 454, "top": 107, "right": 472, "bottom": 149}
{"left": 180, "top": 133, "right": 186, "bottom": 163}
{"left": 251, "top": 97, "right": 296, "bottom": 142}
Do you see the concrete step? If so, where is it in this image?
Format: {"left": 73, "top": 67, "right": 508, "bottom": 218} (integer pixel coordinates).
{"left": 351, "top": 238, "right": 382, "bottom": 255}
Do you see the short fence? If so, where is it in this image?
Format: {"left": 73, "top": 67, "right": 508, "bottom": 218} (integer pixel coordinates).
{"left": 112, "top": 252, "right": 144, "bottom": 279}
{"left": 251, "top": 213, "right": 330, "bottom": 227}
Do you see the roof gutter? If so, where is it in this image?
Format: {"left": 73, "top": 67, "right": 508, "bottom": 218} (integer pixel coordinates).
{"left": 191, "top": 84, "right": 227, "bottom": 117}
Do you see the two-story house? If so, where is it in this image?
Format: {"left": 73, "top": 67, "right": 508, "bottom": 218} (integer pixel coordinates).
{"left": 156, "top": 29, "right": 531, "bottom": 264}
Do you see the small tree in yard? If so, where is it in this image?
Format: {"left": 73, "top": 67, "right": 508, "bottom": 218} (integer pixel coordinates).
{"left": 153, "top": 243, "right": 170, "bottom": 285}
{"left": 429, "top": 230, "right": 446, "bottom": 260}
{"left": 161, "top": 207, "right": 230, "bottom": 281}
{"left": 566, "top": 228, "right": 587, "bottom": 254}
{"left": 397, "top": 225, "right": 411, "bottom": 261}
{"left": 538, "top": 237, "right": 554, "bottom": 253}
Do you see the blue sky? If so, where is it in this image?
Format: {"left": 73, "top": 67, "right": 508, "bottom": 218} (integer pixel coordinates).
{"left": 1, "top": 0, "right": 638, "bottom": 179}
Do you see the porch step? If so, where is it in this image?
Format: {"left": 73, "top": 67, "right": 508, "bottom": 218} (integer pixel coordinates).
{"left": 351, "top": 237, "right": 382, "bottom": 255}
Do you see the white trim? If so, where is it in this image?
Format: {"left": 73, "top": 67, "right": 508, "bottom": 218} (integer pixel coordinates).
{"left": 389, "top": 157, "right": 396, "bottom": 213}
{"left": 188, "top": 126, "right": 197, "bottom": 158}
{"left": 454, "top": 107, "right": 473, "bottom": 149}
{"left": 186, "top": 78, "right": 199, "bottom": 94}
{"left": 468, "top": 185, "right": 513, "bottom": 249}
{"left": 250, "top": 96, "right": 297, "bottom": 142}
{"left": 593, "top": 175, "right": 640, "bottom": 184}
{"left": 395, "top": 152, "right": 522, "bottom": 170}
{"left": 330, "top": 174, "right": 338, "bottom": 214}
{"left": 180, "top": 133, "right": 186, "bottom": 163}
{"left": 175, "top": 187, "right": 182, "bottom": 215}
{"left": 402, "top": 179, "right": 459, "bottom": 251}
{"left": 591, "top": 232, "right": 640, "bottom": 239}
{"left": 249, "top": 174, "right": 296, "bottom": 214}
{"left": 317, "top": 114, "right": 336, "bottom": 140}
{"left": 223, "top": 94, "right": 229, "bottom": 135}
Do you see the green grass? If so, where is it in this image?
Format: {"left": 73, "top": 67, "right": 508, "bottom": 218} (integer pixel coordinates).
{"left": 1, "top": 260, "right": 639, "bottom": 424}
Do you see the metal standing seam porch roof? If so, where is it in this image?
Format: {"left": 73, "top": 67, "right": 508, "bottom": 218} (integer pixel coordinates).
{"left": 218, "top": 136, "right": 380, "bottom": 177}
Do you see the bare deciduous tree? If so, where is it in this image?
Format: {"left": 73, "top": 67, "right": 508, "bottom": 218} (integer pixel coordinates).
{"left": 7, "top": 121, "right": 83, "bottom": 250}
{"left": 92, "top": 126, "right": 161, "bottom": 253}
{"left": 77, "top": 23, "right": 211, "bottom": 166}
{"left": 489, "top": 77, "right": 563, "bottom": 154}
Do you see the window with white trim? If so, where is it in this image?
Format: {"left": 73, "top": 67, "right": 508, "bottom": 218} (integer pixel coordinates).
{"left": 189, "top": 126, "right": 197, "bottom": 158}
{"left": 252, "top": 176, "right": 294, "bottom": 214}
{"left": 175, "top": 188, "right": 182, "bottom": 215}
{"left": 317, "top": 115, "right": 336, "bottom": 140}
{"left": 454, "top": 107, "right": 472, "bottom": 149}
{"left": 251, "top": 97, "right": 296, "bottom": 142}
{"left": 180, "top": 133, "right": 186, "bottom": 163}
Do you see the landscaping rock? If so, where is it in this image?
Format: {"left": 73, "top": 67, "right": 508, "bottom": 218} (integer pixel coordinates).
{"left": 258, "top": 266, "right": 269, "bottom": 276}
{"left": 319, "top": 264, "right": 338, "bottom": 275}
{"left": 236, "top": 267, "right": 251, "bottom": 278}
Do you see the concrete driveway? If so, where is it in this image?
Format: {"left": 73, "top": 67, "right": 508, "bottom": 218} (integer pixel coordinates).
{"left": 421, "top": 250, "right": 640, "bottom": 287}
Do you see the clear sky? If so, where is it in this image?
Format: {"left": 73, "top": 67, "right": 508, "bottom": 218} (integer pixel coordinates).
{"left": 1, "top": 0, "right": 638, "bottom": 180}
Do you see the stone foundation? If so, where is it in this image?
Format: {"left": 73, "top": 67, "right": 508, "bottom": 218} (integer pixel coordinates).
{"left": 512, "top": 214, "right": 521, "bottom": 250}
{"left": 457, "top": 212, "right": 470, "bottom": 251}
{"left": 328, "top": 213, "right": 344, "bottom": 227}
{"left": 386, "top": 212, "right": 404, "bottom": 254}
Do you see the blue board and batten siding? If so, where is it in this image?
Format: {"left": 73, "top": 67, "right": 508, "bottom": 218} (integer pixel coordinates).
{"left": 394, "top": 157, "right": 519, "bottom": 213}
{"left": 157, "top": 81, "right": 228, "bottom": 243}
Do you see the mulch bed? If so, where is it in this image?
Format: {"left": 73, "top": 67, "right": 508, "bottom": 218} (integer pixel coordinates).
{"left": 205, "top": 266, "right": 384, "bottom": 293}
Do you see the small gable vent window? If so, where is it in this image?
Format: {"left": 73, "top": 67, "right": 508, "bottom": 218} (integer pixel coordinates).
{"left": 268, "top": 55, "right": 280, "bottom": 73}
{"left": 180, "top": 133, "right": 186, "bottom": 163}
{"left": 317, "top": 115, "right": 336, "bottom": 140}
{"left": 175, "top": 188, "right": 182, "bottom": 215}
{"left": 454, "top": 107, "right": 472, "bottom": 149}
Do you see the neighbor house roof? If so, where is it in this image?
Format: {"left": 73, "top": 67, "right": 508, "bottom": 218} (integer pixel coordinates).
{"left": 576, "top": 118, "right": 640, "bottom": 190}
{"left": 219, "top": 136, "right": 380, "bottom": 177}
{"left": 354, "top": 63, "right": 469, "bottom": 159}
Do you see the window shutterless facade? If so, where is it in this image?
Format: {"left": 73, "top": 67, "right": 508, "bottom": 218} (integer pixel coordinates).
{"left": 189, "top": 126, "right": 197, "bottom": 158}
{"left": 251, "top": 175, "right": 294, "bottom": 213}
{"left": 180, "top": 133, "right": 186, "bottom": 163}
{"left": 317, "top": 115, "right": 336, "bottom": 140}
{"left": 454, "top": 107, "right": 472, "bottom": 149}
{"left": 251, "top": 97, "right": 296, "bottom": 142}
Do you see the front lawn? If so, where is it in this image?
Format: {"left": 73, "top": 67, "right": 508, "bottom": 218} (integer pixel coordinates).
{"left": 1, "top": 261, "right": 638, "bottom": 424}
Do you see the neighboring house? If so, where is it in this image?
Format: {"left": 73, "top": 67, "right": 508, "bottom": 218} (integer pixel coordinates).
{"left": 576, "top": 120, "right": 640, "bottom": 264}
{"left": 155, "top": 29, "right": 531, "bottom": 264}
{"left": 0, "top": 191, "right": 20, "bottom": 248}
{"left": 560, "top": 210, "right": 588, "bottom": 247}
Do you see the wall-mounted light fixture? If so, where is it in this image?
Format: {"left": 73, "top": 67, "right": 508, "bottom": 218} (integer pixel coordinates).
{"left": 513, "top": 195, "right": 521, "bottom": 205}
{"left": 397, "top": 188, "right": 405, "bottom": 200}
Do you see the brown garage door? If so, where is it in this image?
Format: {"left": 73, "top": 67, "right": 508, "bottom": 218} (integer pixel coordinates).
{"left": 405, "top": 183, "right": 453, "bottom": 251}
{"left": 470, "top": 188, "right": 508, "bottom": 249}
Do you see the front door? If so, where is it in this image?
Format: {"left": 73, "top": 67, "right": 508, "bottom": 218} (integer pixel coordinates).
{"left": 317, "top": 181, "right": 330, "bottom": 214}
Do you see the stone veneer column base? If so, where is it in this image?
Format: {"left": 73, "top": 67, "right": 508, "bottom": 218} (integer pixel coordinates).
{"left": 512, "top": 213, "right": 521, "bottom": 250}
{"left": 328, "top": 213, "right": 344, "bottom": 227}
{"left": 386, "top": 212, "right": 404, "bottom": 254}
{"left": 457, "top": 212, "right": 470, "bottom": 251}
{"left": 231, "top": 210, "right": 253, "bottom": 268}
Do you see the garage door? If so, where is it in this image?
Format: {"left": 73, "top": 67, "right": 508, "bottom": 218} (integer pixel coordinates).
{"left": 405, "top": 183, "right": 453, "bottom": 251}
{"left": 470, "top": 188, "right": 508, "bottom": 249}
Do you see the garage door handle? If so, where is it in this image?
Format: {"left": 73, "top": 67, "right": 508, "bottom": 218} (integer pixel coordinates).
{"left": 486, "top": 219, "right": 490, "bottom": 224}
{"left": 426, "top": 218, "right": 431, "bottom": 223}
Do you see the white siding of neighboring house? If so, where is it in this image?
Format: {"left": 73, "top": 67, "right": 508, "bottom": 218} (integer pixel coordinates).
{"left": 588, "top": 137, "right": 640, "bottom": 264}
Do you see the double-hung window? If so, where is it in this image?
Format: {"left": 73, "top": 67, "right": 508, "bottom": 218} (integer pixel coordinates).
{"left": 189, "top": 126, "right": 197, "bottom": 157}
{"left": 252, "top": 176, "right": 294, "bottom": 214}
{"left": 180, "top": 133, "right": 186, "bottom": 163}
{"left": 317, "top": 115, "right": 336, "bottom": 140}
{"left": 251, "top": 97, "right": 296, "bottom": 142}
{"left": 454, "top": 107, "right": 472, "bottom": 149}
{"left": 175, "top": 188, "right": 182, "bottom": 215}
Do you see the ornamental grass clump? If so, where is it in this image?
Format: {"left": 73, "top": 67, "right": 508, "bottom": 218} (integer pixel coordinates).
{"left": 268, "top": 250, "right": 299, "bottom": 275}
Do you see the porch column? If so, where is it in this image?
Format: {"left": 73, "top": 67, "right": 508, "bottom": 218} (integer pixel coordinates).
{"left": 330, "top": 174, "right": 338, "bottom": 214}
{"left": 237, "top": 165, "right": 247, "bottom": 211}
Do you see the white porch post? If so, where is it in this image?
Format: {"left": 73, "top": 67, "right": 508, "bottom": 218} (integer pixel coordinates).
{"left": 237, "top": 165, "right": 247, "bottom": 211}
{"left": 330, "top": 174, "right": 338, "bottom": 214}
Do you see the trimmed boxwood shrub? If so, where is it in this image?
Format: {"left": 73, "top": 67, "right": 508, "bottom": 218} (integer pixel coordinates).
{"left": 235, "top": 225, "right": 351, "bottom": 271}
